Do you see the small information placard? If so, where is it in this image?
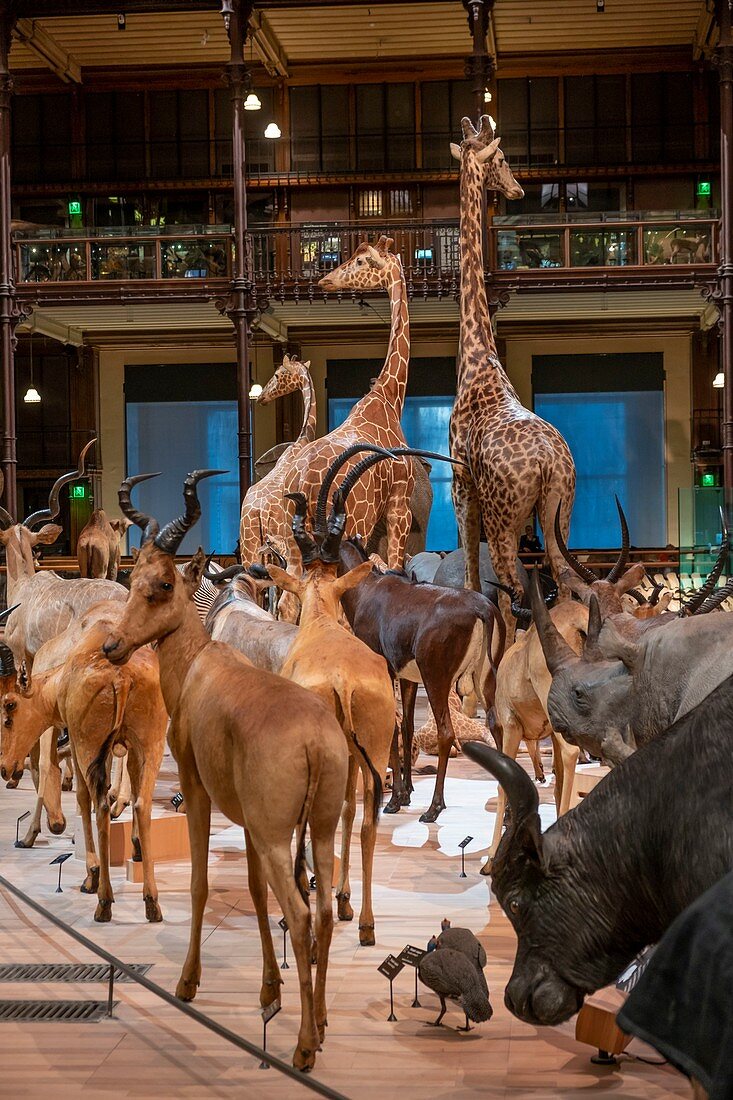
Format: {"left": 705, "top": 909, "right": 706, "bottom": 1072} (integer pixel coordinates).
{"left": 278, "top": 917, "right": 288, "bottom": 932}
{"left": 261, "top": 999, "right": 282, "bottom": 1024}
{"left": 458, "top": 835, "right": 474, "bottom": 850}
{"left": 399, "top": 945, "right": 425, "bottom": 968}
{"left": 378, "top": 954, "right": 405, "bottom": 981}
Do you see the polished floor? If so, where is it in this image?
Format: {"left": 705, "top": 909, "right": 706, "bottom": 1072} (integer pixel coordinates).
{"left": 0, "top": 739, "right": 690, "bottom": 1100}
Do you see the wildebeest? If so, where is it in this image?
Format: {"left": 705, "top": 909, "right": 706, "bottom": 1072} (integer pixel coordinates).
{"left": 462, "top": 673, "right": 733, "bottom": 1026}
{"left": 203, "top": 568, "right": 297, "bottom": 675}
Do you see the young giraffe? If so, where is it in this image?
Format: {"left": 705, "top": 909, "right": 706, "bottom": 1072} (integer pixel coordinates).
{"left": 238, "top": 354, "right": 316, "bottom": 565}
{"left": 280, "top": 236, "right": 414, "bottom": 586}
{"left": 449, "top": 116, "right": 576, "bottom": 638}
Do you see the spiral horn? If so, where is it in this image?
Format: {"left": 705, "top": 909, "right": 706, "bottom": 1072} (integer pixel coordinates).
{"left": 154, "top": 470, "right": 225, "bottom": 556}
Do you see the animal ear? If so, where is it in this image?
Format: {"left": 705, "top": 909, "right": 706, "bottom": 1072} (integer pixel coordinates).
{"left": 653, "top": 590, "right": 672, "bottom": 613}
{"left": 365, "top": 245, "right": 387, "bottom": 269}
{"left": 266, "top": 564, "right": 303, "bottom": 597}
{"left": 130, "top": 545, "right": 140, "bottom": 563}
{"left": 182, "top": 548, "right": 206, "bottom": 593}
{"left": 333, "top": 560, "right": 373, "bottom": 599}
{"left": 561, "top": 570, "right": 592, "bottom": 602}
{"left": 596, "top": 618, "right": 639, "bottom": 669}
{"left": 29, "top": 523, "right": 62, "bottom": 547}
{"left": 303, "top": 360, "right": 311, "bottom": 370}
{"left": 450, "top": 142, "right": 461, "bottom": 161}
{"left": 615, "top": 562, "right": 646, "bottom": 594}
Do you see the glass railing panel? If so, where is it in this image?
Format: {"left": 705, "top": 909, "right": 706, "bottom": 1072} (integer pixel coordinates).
{"left": 18, "top": 241, "right": 87, "bottom": 281}
{"left": 643, "top": 223, "right": 714, "bottom": 265}
{"left": 159, "top": 238, "right": 229, "bottom": 278}
{"left": 91, "top": 240, "right": 156, "bottom": 279}
{"left": 568, "top": 227, "right": 637, "bottom": 267}
{"left": 495, "top": 227, "right": 563, "bottom": 270}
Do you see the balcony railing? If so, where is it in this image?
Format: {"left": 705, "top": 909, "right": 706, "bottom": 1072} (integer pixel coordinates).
{"left": 13, "top": 213, "right": 718, "bottom": 301}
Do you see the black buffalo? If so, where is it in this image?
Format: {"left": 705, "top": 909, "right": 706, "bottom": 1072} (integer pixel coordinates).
{"left": 464, "top": 674, "right": 733, "bottom": 1026}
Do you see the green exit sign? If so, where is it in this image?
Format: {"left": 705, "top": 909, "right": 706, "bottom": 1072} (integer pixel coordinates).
{"left": 68, "top": 200, "right": 82, "bottom": 215}
{"left": 697, "top": 180, "right": 712, "bottom": 197}
{"left": 701, "top": 472, "right": 716, "bottom": 487}
{"left": 71, "top": 484, "right": 86, "bottom": 499}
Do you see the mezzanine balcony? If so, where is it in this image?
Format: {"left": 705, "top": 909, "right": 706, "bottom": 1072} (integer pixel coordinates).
{"left": 13, "top": 211, "right": 719, "bottom": 307}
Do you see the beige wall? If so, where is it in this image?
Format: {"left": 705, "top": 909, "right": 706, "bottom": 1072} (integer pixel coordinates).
{"left": 503, "top": 331, "right": 693, "bottom": 544}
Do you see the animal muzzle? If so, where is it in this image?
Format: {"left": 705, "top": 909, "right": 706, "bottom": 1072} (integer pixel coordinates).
{"left": 1, "top": 762, "right": 24, "bottom": 783}
{"left": 102, "top": 633, "right": 129, "bottom": 664}
{"left": 505, "top": 967, "right": 583, "bottom": 1026}
{"left": 318, "top": 274, "right": 336, "bottom": 291}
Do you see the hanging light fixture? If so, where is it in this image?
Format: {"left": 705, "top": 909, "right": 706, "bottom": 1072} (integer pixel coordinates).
{"left": 713, "top": 371, "right": 725, "bottom": 389}
{"left": 264, "top": 121, "right": 281, "bottom": 140}
{"left": 23, "top": 330, "right": 41, "bottom": 404}
{"left": 220, "top": 0, "right": 234, "bottom": 33}
{"left": 249, "top": 342, "right": 262, "bottom": 399}
{"left": 244, "top": 91, "right": 261, "bottom": 111}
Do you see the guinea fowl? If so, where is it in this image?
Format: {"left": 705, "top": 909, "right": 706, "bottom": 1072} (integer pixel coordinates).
{"left": 418, "top": 927, "right": 493, "bottom": 1031}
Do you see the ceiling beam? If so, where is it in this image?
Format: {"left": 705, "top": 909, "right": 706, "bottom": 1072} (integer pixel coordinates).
{"left": 249, "top": 9, "right": 288, "bottom": 77}
{"left": 15, "top": 0, "right": 449, "bottom": 14}
{"left": 13, "top": 17, "right": 82, "bottom": 82}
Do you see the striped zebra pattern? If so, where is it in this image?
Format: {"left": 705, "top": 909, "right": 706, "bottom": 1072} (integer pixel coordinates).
{"left": 176, "top": 560, "right": 223, "bottom": 622}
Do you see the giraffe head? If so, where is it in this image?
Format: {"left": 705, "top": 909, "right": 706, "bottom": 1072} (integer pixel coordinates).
{"left": 257, "top": 354, "right": 311, "bottom": 406}
{"left": 318, "top": 236, "right": 398, "bottom": 293}
{"left": 451, "top": 115, "right": 524, "bottom": 201}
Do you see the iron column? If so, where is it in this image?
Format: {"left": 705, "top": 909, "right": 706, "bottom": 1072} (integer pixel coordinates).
{"left": 0, "top": 3, "right": 18, "bottom": 516}
{"left": 716, "top": 0, "right": 733, "bottom": 518}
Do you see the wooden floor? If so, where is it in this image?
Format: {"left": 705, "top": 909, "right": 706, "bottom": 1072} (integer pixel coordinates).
{"left": 0, "top": 734, "right": 691, "bottom": 1100}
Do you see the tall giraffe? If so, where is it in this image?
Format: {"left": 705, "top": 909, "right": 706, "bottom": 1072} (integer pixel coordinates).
{"left": 281, "top": 236, "right": 414, "bottom": 574}
{"left": 239, "top": 354, "right": 316, "bottom": 565}
{"left": 449, "top": 116, "right": 576, "bottom": 636}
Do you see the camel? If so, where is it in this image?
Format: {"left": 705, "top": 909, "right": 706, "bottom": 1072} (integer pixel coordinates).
{"left": 77, "top": 510, "right": 132, "bottom": 579}
{"left": 265, "top": 467, "right": 395, "bottom": 946}
{"left": 102, "top": 470, "right": 348, "bottom": 1072}
{"left": 0, "top": 600, "right": 167, "bottom": 921}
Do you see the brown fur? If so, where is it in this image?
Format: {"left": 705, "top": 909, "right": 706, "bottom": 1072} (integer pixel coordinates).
{"left": 77, "top": 510, "right": 131, "bottom": 580}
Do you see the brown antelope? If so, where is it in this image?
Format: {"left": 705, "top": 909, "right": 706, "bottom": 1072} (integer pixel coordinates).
{"left": 102, "top": 470, "right": 348, "bottom": 1072}
{"left": 264, "top": 453, "right": 398, "bottom": 947}
{"left": 77, "top": 510, "right": 132, "bottom": 580}
{"left": 0, "top": 600, "right": 167, "bottom": 921}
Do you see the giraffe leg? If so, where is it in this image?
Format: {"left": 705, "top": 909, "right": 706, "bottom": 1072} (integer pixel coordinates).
{"left": 484, "top": 523, "right": 523, "bottom": 644}
{"left": 452, "top": 474, "right": 482, "bottom": 591}
{"left": 538, "top": 486, "right": 574, "bottom": 599}
{"left": 384, "top": 482, "right": 413, "bottom": 570}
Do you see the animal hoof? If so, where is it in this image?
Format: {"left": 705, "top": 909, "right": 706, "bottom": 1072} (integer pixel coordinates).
{"left": 419, "top": 804, "right": 444, "bottom": 823}
{"left": 382, "top": 797, "right": 402, "bottom": 815}
{"left": 359, "top": 924, "right": 375, "bottom": 947}
{"left": 337, "top": 895, "right": 353, "bottom": 922}
{"left": 131, "top": 836, "right": 142, "bottom": 863}
{"left": 48, "top": 818, "right": 67, "bottom": 836}
{"left": 94, "top": 899, "right": 113, "bottom": 923}
{"left": 480, "top": 860, "right": 493, "bottom": 877}
{"left": 110, "top": 801, "right": 129, "bottom": 821}
{"left": 175, "top": 977, "right": 199, "bottom": 1002}
{"left": 14, "top": 837, "right": 36, "bottom": 850}
{"left": 144, "top": 895, "right": 163, "bottom": 923}
{"left": 80, "top": 867, "right": 100, "bottom": 894}
{"left": 5, "top": 777, "right": 19, "bottom": 789}
{"left": 293, "top": 1047, "right": 316, "bottom": 1073}
{"left": 61, "top": 777, "right": 73, "bottom": 792}
{"left": 400, "top": 789, "right": 411, "bottom": 806}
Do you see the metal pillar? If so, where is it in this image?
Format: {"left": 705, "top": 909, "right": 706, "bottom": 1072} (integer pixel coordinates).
{"left": 220, "top": 0, "right": 256, "bottom": 502}
{"left": 0, "top": 3, "right": 19, "bottom": 516}
{"left": 716, "top": 0, "right": 733, "bottom": 521}
{"left": 462, "top": 0, "right": 495, "bottom": 126}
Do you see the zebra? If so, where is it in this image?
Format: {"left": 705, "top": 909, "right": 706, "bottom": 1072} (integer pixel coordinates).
{"left": 176, "top": 559, "right": 223, "bottom": 622}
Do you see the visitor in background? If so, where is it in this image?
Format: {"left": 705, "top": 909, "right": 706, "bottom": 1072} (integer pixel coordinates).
{"left": 519, "top": 524, "right": 542, "bottom": 555}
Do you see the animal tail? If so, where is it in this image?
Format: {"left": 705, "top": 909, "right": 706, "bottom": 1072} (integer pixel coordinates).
{"left": 85, "top": 673, "right": 131, "bottom": 806}
{"left": 77, "top": 543, "right": 90, "bottom": 578}
{"left": 337, "top": 686, "right": 382, "bottom": 824}
{"left": 293, "top": 746, "right": 318, "bottom": 905}
{"left": 461, "top": 980, "right": 494, "bottom": 1024}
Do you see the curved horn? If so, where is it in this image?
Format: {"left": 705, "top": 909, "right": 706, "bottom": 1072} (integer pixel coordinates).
{"left": 118, "top": 471, "right": 161, "bottom": 543}
{"left": 154, "top": 470, "right": 224, "bottom": 556}
{"left": 203, "top": 564, "right": 245, "bottom": 584}
{"left": 649, "top": 581, "right": 665, "bottom": 607}
{"left": 246, "top": 562, "right": 272, "bottom": 581}
{"left": 696, "top": 575, "right": 733, "bottom": 614}
{"left": 0, "top": 640, "right": 15, "bottom": 678}
{"left": 583, "top": 594, "right": 604, "bottom": 661}
{"left": 553, "top": 503, "right": 596, "bottom": 585}
{"left": 462, "top": 741, "right": 541, "bottom": 858}
{"left": 321, "top": 488, "right": 349, "bottom": 564}
{"left": 606, "top": 496, "right": 631, "bottom": 584}
{"left": 682, "top": 518, "right": 729, "bottom": 616}
{"left": 530, "top": 568, "right": 578, "bottom": 674}
{"left": 24, "top": 438, "right": 96, "bottom": 529}
{"left": 261, "top": 538, "right": 287, "bottom": 569}
{"left": 315, "top": 444, "right": 394, "bottom": 534}
{"left": 0, "top": 469, "right": 13, "bottom": 529}
{"left": 625, "top": 588, "right": 646, "bottom": 606}
{"left": 285, "top": 492, "right": 319, "bottom": 565}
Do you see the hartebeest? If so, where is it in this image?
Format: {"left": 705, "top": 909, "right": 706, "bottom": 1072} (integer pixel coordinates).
{"left": 0, "top": 600, "right": 167, "bottom": 921}
{"left": 77, "top": 509, "right": 132, "bottom": 579}
{"left": 102, "top": 470, "right": 348, "bottom": 1072}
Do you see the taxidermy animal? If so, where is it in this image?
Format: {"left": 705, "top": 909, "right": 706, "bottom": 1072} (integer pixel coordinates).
{"left": 463, "top": 682, "right": 733, "bottom": 1028}
{"left": 419, "top": 926, "right": 493, "bottom": 1031}
{"left": 77, "top": 510, "right": 132, "bottom": 580}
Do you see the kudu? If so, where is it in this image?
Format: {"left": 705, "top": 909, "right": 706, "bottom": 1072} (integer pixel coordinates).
{"left": 77, "top": 509, "right": 132, "bottom": 580}
{"left": 102, "top": 470, "right": 348, "bottom": 1072}
{"left": 0, "top": 600, "right": 167, "bottom": 921}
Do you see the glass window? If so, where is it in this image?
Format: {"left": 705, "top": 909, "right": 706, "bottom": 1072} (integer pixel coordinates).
{"left": 86, "top": 92, "right": 144, "bottom": 181}
{"left": 13, "top": 94, "right": 72, "bottom": 183}
{"left": 386, "top": 84, "right": 415, "bottom": 170}
{"left": 565, "top": 75, "right": 625, "bottom": 166}
{"left": 290, "top": 85, "right": 349, "bottom": 173}
{"left": 422, "top": 79, "right": 473, "bottom": 169}
{"left": 356, "top": 84, "right": 385, "bottom": 170}
{"left": 632, "top": 72, "right": 694, "bottom": 164}
{"left": 497, "top": 78, "right": 557, "bottom": 167}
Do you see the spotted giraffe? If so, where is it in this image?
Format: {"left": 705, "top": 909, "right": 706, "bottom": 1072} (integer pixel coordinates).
{"left": 280, "top": 236, "right": 414, "bottom": 587}
{"left": 449, "top": 116, "right": 576, "bottom": 638}
{"left": 238, "top": 354, "right": 316, "bottom": 565}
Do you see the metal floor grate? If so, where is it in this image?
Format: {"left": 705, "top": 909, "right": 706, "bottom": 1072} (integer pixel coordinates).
{"left": 0, "top": 963, "right": 151, "bottom": 983}
{"left": 0, "top": 1000, "right": 116, "bottom": 1022}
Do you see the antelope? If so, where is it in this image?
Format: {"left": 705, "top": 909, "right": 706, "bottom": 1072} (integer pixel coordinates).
{"left": 0, "top": 600, "right": 167, "bottom": 921}
{"left": 203, "top": 568, "right": 297, "bottom": 675}
{"left": 77, "top": 509, "right": 132, "bottom": 579}
{"left": 102, "top": 470, "right": 348, "bottom": 1072}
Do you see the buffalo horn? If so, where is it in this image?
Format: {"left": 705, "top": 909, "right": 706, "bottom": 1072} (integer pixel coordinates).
{"left": 462, "top": 740, "right": 541, "bottom": 856}
{"left": 553, "top": 503, "right": 596, "bottom": 584}
{"left": 683, "top": 516, "right": 729, "bottom": 616}
{"left": 285, "top": 492, "right": 320, "bottom": 565}
{"left": 118, "top": 471, "right": 161, "bottom": 543}
{"left": 0, "top": 470, "right": 13, "bottom": 530}
{"left": 154, "top": 470, "right": 225, "bottom": 556}
{"left": 24, "top": 438, "right": 96, "bottom": 529}
{"left": 530, "top": 568, "right": 578, "bottom": 674}
{"left": 606, "top": 496, "right": 631, "bottom": 584}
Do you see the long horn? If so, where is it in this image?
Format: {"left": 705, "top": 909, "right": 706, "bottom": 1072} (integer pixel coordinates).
{"left": 285, "top": 492, "right": 319, "bottom": 565}
{"left": 321, "top": 487, "right": 348, "bottom": 564}
{"left": 154, "top": 470, "right": 224, "bottom": 556}
{"left": 203, "top": 564, "right": 245, "bottom": 583}
{"left": 24, "top": 438, "right": 96, "bottom": 529}
{"left": 315, "top": 444, "right": 394, "bottom": 534}
{"left": 462, "top": 741, "right": 541, "bottom": 856}
{"left": 529, "top": 568, "right": 578, "bottom": 674}
{"left": 583, "top": 594, "right": 604, "bottom": 661}
{"left": 260, "top": 538, "right": 287, "bottom": 569}
{"left": 696, "top": 575, "right": 733, "bottom": 614}
{"left": 0, "top": 469, "right": 13, "bottom": 529}
{"left": 682, "top": 515, "right": 729, "bottom": 616}
{"left": 553, "top": 503, "right": 596, "bottom": 585}
{"left": 606, "top": 496, "right": 631, "bottom": 584}
{"left": 0, "top": 640, "right": 15, "bottom": 678}
{"left": 118, "top": 471, "right": 161, "bottom": 543}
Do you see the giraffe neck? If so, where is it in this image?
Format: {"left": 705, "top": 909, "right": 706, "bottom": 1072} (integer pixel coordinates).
{"left": 458, "top": 154, "right": 518, "bottom": 401}
{"left": 297, "top": 369, "right": 316, "bottom": 444}
{"left": 371, "top": 258, "right": 410, "bottom": 417}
